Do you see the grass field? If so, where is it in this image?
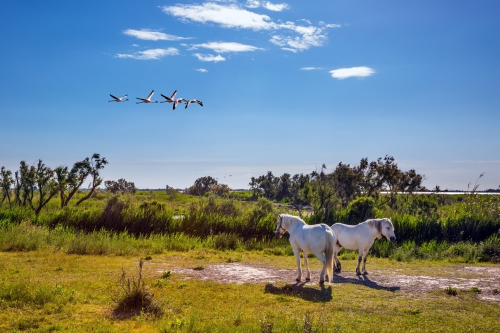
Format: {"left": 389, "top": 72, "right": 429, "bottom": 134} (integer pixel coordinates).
{"left": 1, "top": 246, "right": 499, "bottom": 333}
{"left": 1, "top": 190, "right": 499, "bottom": 332}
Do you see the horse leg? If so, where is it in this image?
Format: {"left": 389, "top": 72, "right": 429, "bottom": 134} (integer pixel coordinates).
{"left": 356, "top": 251, "right": 363, "bottom": 276}
{"left": 333, "top": 250, "right": 341, "bottom": 274}
{"left": 334, "top": 246, "right": 342, "bottom": 273}
{"left": 303, "top": 252, "right": 311, "bottom": 281}
{"left": 293, "top": 247, "right": 302, "bottom": 282}
{"left": 361, "top": 249, "right": 369, "bottom": 275}
{"left": 313, "top": 252, "right": 327, "bottom": 284}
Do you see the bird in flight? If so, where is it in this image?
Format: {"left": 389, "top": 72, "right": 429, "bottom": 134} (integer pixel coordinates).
{"left": 184, "top": 99, "right": 203, "bottom": 109}
{"left": 173, "top": 98, "right": 187, "bottom": 110}
{"left": 109, "top": 94, "right": 128, "bottom": 102}
{"left": 136, "top": 90, "right": 158, "bottom": 104}
{"left": 160, "top": 90, "right": 177, "bottom": 104}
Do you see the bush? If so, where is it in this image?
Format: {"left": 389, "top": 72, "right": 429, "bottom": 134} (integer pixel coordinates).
{"left": 344, "top": 196, "right": 375, "bottom": 224}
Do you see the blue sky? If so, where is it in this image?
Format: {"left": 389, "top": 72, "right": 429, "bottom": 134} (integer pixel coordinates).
{"left": 1, "top": 0, "right": 499, "bottom": 190}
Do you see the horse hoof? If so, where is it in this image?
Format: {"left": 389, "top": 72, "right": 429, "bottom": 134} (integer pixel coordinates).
{"left": 305, "top": 278, "right": 311, "bottom": 281}
{"left": 296, "top": 278, "right": 301, "bottom": 282}
{"left": 356, "top": 272, "right": 361, "bottom": 276}
{"left": 362, "top": 272, "right": 369, "bottom": 275}
{"left": 319, "top": 280, "right": 325, "bottom": 285}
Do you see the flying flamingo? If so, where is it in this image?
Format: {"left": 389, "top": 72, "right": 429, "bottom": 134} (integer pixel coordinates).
{"left": 160, "top": 90, "right": 177, "bottom": 104}
{"left": 173, "top": 98, "right": 186, "bottom": 110}
{"left": 136, "top": 90, "right": 158, "bottom": 104}
{"left": 184, "top": 99, "right": 203, "bottom": 109}
{"left": 109, "top": 94, "right": 128, "bottom": 102}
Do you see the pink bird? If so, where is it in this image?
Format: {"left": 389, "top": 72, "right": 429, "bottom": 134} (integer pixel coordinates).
{"left": 109, "top": 94, "right": 128, "bottom": 102}
{"left": 184, "top": 99, "right": 203, "bottom": 109}
{"left": 136, "top": 90, "right": 158, "bottom": 104}
{"left": 173, "top": 98, "right": 186, "bottom": 110}
{"left": 160, "top": 90, "right": 177, "bottom": 104}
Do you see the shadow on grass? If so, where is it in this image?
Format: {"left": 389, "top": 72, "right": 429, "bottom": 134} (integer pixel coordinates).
{"left": 264, "top": 282, "right": 333, "bottom": 302}
{"left": 332, "top": 274, "right": 400, "bottom": 292}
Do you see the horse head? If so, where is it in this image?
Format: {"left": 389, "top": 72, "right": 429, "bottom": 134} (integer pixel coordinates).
{"left": 275, "top": 214, "right": 286, "bottom": 238}
{"left": 381, "top": 218, "right": 396, "bottom": 242}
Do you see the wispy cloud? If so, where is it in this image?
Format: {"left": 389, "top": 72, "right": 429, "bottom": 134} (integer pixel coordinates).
{"left": 245, "top": 0, "right": 260, "bottom": 8}
{"left": 301, "top": 67, "right": 323, "bottom": 70}
{"left": 116, "top": 48, "right": 179, "bottom": 60}
{"left": 245, "top": 1, "right": 289, "bottom": 11}
{"left": 193, "top": 53, "right": 226, "bottom": 62}
{"left": 329, "top": 66, "right": 375, "bottom": 79}
{"left": 162, "top": 3, "right": 275, "bottom": 30}
{"left": 270, "top": 22, "right": 328, "bottom": 51}
{"left": 190, "top": 41, "right": 263, "bottom": 53}
{"left": 123, "top": 29, "right": 190, "bottom": 41}
{"left": 196, "top": 68, "right": 208, "bottom": 73}
{"left": 162, "top": 2, "right": 340, "bottom": 52}
{"left": 263, "top": 2, "right": 289, "bottom": 12}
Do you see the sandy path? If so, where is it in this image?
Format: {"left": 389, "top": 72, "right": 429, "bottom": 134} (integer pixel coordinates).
{"left": 165, "top": 263, "right": 500, "bottom": 302}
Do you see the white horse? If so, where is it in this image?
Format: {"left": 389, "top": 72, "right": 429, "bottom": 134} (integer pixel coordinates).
{"left": 275, "top": 214, "right": 337, "bottom": 284}
{"left": 331, "top": 218, "right": 396, "bottom": 276}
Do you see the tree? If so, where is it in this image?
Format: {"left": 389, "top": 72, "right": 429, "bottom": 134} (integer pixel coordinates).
{"left": 288, "top": 173, "right": 311, "bottom": 217}
{"left": 63, "top": 159, "right": 92, "bottom": 207}
{"left": 275, "top": 173, "right": 291, "bottom": 202}
{"left": 309, "top": 164, "right": 335, "bottom": 220}
{"left": 75, "top": 153, "right": 108, "bottom": 206}
{"left": 54, "top": 166, "right": 70, "bottom": 208}
{"left": 0, "top": 166, "right": 14, "bottom": 208}
{"left": 185, "top": 176, "right": 218, "bottom": 196}
{"left": 30, "top": 159, "right": 58, "bottom": 216}
{"left": 209, "top": 183, "right": 231, "bottom": 197}
{"left": 105, "top": 178, "right": 137, "bottom": 194}
{"left": 331, "top": 162, "right": 364, "bottom": 207}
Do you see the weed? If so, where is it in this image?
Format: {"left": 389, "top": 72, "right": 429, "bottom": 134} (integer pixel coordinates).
{"left": 112, "top": 259, "right": 163, "bottom": 317}
{"left": 404, "top": 308, "right": 421, "bottom": 315}
{"left": 159, "top": 270, "right": 171, "bottom": 279}
{"left": 470, "top": 287, "right": 482, "bottom": 294}
{"left": 193, "top": 265, "right": 204, "bottom": 270}
{"left": 445, "top": 286, "right": 457, "bottom": 296}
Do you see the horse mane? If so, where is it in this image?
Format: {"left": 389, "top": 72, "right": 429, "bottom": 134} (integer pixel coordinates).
{"left": 281, "top": 214, "right": 306, "bottom": 224}
{"left": 366, "top": 218, "right": 383, "bottom": 234}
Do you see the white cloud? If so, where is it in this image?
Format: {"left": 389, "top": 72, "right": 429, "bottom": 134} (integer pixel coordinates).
{"left": 301, "top": 67, "right": 322, "bottom": 70}
{"left": 245, "top": 0, "right": 260, "bottom": 8}
{"left": 116, "top": 48, "right": 179, "bottom": 60}
{"left": 131, "top": 44, "right": 139, "bottom": 47}
{"left": 162, "top": 2, "right": 338, "bottom": 52}
{"left": 329, "top": 66, "right": 375, "bottom": 79}
{"left": 196, "top": 68, "right": 208, "bottom": 73}
{"left": 162, "top": 3, "right": 276, "bottom": 30}
{"left": 271, "top": 22, "right": 328, "bottom": 51}
{"left": 123, "top": 29, "right": 190, "bottom": 41}
{"left": 324, "top": 23, "right": 341, "bottom": 28}
{"left": 193, "top": 53, "right": 226, "bottom": 62}
{"left": 191, "top": 41, "right": 262, "bottom": 53}
{"left": 263, "top": 2, "right": 289, "bottom": 12}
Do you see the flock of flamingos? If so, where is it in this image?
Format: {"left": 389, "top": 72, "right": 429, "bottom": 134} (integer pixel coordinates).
{"left": 109, "top": 90, "right": 203, "bottom": 110}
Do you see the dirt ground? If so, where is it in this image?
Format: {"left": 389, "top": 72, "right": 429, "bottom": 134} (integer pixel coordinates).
{"left": 166, "top": 263, "right": 500, "bottom": 303}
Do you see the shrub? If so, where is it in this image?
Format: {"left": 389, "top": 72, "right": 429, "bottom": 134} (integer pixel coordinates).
{"left": 113, "top": 259, "right": 163, "bottom": 317}
{"left": 344, "top": 196, "right": 375, "bottom": 224}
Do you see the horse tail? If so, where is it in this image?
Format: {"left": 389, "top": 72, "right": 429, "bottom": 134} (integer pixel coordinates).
{"left": 325, "top": 228, "right": 335, "bottom": 284}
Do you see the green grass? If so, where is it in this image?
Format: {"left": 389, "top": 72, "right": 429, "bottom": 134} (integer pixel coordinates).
{"left": 0, "top": 248, "right": 499, "bottom": 332}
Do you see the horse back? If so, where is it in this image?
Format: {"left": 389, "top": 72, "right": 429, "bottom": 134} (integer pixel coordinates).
{"left": 331, "top": 223, "right": 372, "bottom": 250}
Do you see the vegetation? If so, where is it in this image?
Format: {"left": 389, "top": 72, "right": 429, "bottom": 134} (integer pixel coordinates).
{"left": 0, "top": 155, "right": 499, "bottom": 331}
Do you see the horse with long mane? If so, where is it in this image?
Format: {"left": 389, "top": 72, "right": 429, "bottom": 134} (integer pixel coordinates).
{"left": 331, "top": 218, "right": 396, "bottom": 276}
{"left": 275, "top": 214, "right": 337, "bottom": 284}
